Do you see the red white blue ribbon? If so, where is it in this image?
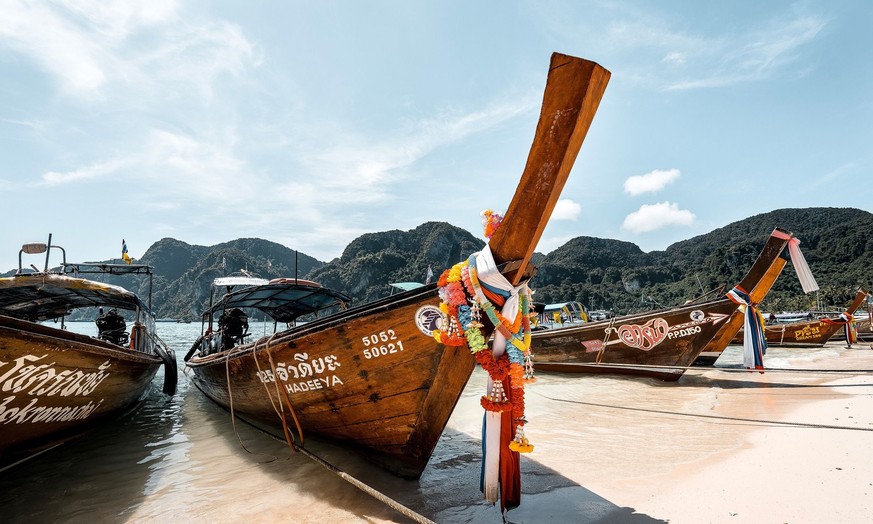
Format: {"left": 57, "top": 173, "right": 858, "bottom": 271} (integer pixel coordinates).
{"left": 727, "top": 285, "right": 766, "bottom": 370}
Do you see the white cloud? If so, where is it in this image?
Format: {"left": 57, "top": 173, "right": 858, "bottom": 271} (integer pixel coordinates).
{"left": 287, "top": 94, "right": 538, "bottom": 205}
{"left": 0, "top": 1, "right": 109, "bottom": 92}
{"left": 664, "top": 13, "right": 826, "bottom": 90}
{"left": 557, "top": 5, "right": 827, "bottom": 91}
{"left": 39, "top": 128, "right": 253, "bottom": 204}
{"left": 551, "top": 199, "right": 582, "bottom": 220}
{"left": 0, "top": 0, "right": 255, "bottom": 99}
{"left": 41, "top": 158, "right": 129, "bottom": 185}
{"left": 534, "top": 233, "right": 577, "bottom": 255}
{"left": 622, "top": 202, "right": 695, "bottom": 233}
{"left": 624, "top": 169, "right": 680, "bottom": 196}
{"left": 662, "top": 52, "right": 686, "bottom": 65}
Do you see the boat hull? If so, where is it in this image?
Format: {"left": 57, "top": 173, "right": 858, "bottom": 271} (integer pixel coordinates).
{"left": 0, "top": 315, "right": 162, "bottom": 471}
{"left": 187, "top": 286, "right": 476, "bottom": 479}
{"left": 733, "top": 290, "right": 869, "bottom": 347}
{"left": 532, "top": 299, "right": 741, "bottom": 381}
{"left": 732, "top": 320, "right": 844, "bottom": 347}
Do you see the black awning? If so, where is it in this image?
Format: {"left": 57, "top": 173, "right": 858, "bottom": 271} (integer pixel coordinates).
{"left": 208, "top": 282, "right": 351, "bottom": 323}
{"left": 0, "top": 274, "right": 149, "bottom": 321}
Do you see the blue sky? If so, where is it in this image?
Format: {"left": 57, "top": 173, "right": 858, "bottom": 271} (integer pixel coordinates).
{"left": 2, "top": 1, "right": 871, "bottom": 273}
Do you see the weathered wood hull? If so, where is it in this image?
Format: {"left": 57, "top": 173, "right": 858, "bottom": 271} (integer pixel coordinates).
{"left": 0, "top": 315, "right": 162, "bottom": 472}
{"left": 186, "top": 53, "right": 612, "bottom": 479}
{"left": 732, "top": 320, "right": 844, "bottom": 347}
{"left": 188, "top": 285, "right": 476, "bottom": 478}
{"left": 733, "top": 290, "right": 869, "bottom": 347}
{"left": 532, "top": 229, "right": 793, "bottom": 380}
{"left": 532, "top": 299, "right": 741, "bottom": 380}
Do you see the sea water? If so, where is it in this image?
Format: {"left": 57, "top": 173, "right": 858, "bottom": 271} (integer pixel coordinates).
{"left": 1, "top": 322, "right": 871, "bottom": 523}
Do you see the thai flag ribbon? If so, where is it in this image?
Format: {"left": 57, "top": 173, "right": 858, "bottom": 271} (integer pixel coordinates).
{"left": 727, "top": 285, "right": 766, "bottom": 370}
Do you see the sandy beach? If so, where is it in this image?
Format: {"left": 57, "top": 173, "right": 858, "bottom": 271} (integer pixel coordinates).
{"left": 502, "top": 341, "right": 873, "bottom": 523}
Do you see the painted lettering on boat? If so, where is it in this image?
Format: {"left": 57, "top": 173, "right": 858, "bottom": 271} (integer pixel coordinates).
{"left": 284, "top": 376, "right": 344, "bottom": 394}
{"left": 667, "top": 325, "right": 702, "bottom": 339}
{"left": 361, "top": 329, "right": 406, "bottom": 359}
{"left": 0, "top": 354, "right": 111, "bottom": 397}
{"left": 596, "top": 311, "right": 726, "bottom": 352}
{"left": 0, "top": 354, "right": 110, "bottom": 425}
{"left": 614, "top": 318, "right": 669, "bottom": 350}
{"left": 0, "top": 395, "right": 104, "bottom": 425}
{"left": 255, "top": 353, "right": 343, "bottom": 392}
{"left": 793, "top": 324, "right": 822, "bottom": 341}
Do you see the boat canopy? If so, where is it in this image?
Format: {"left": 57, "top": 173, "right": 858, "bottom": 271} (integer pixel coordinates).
{"left": 0, "top": 273, "right": 149, "bottom": 322}
{"left": 64, "top": 262, "right": 154, "bottom": 277}
{"left": 206, "top": 281, "right": 351, "bottom": 323}
{"left": 213, "top": 276, "right": 270, "bottom": 288}
{"left": 390, "top": 282, "right": 425, "bottom": 291}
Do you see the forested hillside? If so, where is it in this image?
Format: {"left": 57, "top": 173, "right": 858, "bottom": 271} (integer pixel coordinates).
{"left": 5, "top": 208, "right": 870, "bottom": 319}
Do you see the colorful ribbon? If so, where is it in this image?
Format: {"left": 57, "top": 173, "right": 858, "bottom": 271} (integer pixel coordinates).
{"left": 727, "top": 285, "right": 766, "bottom": 370}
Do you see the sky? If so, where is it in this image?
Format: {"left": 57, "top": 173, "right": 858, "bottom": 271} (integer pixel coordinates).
{"left": 1, "top": 1, "right": 871, "bottom": 273}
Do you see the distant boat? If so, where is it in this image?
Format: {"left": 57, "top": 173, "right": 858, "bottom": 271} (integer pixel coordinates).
{"left": 530, "top": 228, "right": 795, "bottom": 381}
{"left": 731, "top": 288, "right": 869, "bottom": 347}
{"left": 0, "top": 235, "right": 176, "bottom": 472}
{"left": 183, "top": 52, "right": 611, "bottom": 482}
{"left": 541, "top": 301, "right": 589, "bottom": 325}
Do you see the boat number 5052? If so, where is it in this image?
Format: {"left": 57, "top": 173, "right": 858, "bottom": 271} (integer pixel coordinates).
{"left": 361, "top": 330, "right": 404, "bottom": 359}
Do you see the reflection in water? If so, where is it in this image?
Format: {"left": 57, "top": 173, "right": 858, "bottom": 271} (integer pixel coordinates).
{"left": 9, "top": 322, "right": 862, "bottom": 522}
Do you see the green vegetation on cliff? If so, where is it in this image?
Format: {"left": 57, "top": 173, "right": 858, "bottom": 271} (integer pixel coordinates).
{"left": 5, "top": 208, "right": 870, "bottom": 320}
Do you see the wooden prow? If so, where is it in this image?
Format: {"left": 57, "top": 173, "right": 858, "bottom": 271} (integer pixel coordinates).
{"left": 489, "top": 53, "right": 611, "bottom": 285}
{"left": 846, "top": 289, "right": 869, "bottom": 315}
{"left": 702, "top": 228, "right": 793, "bottom": 352}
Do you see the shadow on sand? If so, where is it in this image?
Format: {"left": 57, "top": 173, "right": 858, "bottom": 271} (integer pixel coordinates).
{"left": 194, "top": 394, "right": 666, "bottom": 523}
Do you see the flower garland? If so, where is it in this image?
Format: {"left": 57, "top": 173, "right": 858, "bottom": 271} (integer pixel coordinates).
{"left": 481, "top": 209, "right": 504, "bottom": 239}
{"left": 432, "top": 243, "right": 535, "bottom": 454}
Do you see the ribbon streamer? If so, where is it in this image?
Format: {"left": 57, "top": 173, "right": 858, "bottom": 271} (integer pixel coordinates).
{"left": 788, "top": 238, "right": 819, "bottom": 293}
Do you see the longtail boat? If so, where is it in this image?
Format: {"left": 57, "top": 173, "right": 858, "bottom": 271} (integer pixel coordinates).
{"left": 531, "top": 228, "right": 796, "bottom": 381}
{"left": 732, "top": 288, "right": 870, "bottom": 347}
{"left": 858, "top": 297, "right": 873, "bottom": 342}
{"left": 0, "top": 236, "right": 177, "bottom": 472}
{"left": 184, "top": 52, "right": 610, "bottom": 494}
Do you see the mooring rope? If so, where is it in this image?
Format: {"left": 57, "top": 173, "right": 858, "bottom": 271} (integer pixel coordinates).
{"left": 594, "top": 316, "right": 617, "bottom": 365}
{"left": 263, "top": 431, "right": 437, "bottom": 524}
{"left": 225, "top": 347, "right": 259, "bottom": 455}
{"left": 707, "top": 366, "right": 873, "bottom": 375}
{"left": 537, "top": 392, "right": 873, "bottom": 432}
{"left": 250, "top": 332, "right": 306, "bottom": 450}
{"left": 565, "top": 360, "right": 873, "bottom": 376}
{"left": 241, "top": 334, "right": 434, "bottom": 524}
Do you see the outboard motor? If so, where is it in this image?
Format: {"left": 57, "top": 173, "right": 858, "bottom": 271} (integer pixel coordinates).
{"left": 96, "top": 308, "right": 129, "bottom": 346}
{"left": 218, "top": 308, "right": 249, "bottom": 349}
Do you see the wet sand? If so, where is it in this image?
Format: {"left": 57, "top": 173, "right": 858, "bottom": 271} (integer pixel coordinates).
{"left": 519, "top": 342, "right": 873, "bottom": 523}
{"left": 2, "top": 325, "right": 873, "bottom": 523}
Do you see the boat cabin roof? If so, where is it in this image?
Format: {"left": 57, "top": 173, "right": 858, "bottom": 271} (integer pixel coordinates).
{"left": 213, "top": 276, "right": 270, "bottom": 287}
{"left": 207, "top": 281, "right": 351, "bottom": 323}
{"left": 544, "top": 301, "right": 585, "bottom": 311}
{"left": 390, "top": 282, "right": 425, "bottom": 291}
{"left": 0, "top": 273, "right": 148, "bottom": 322}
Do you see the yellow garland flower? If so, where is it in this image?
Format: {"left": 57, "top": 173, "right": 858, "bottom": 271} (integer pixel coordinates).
{"left": 509, "top": 438, "right": 534, "bottom": 453}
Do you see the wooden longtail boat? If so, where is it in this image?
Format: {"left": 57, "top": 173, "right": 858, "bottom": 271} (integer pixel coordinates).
{"left": 0, "top": 236, "right": 176, "bottom": 472}
{"left": 858, "top": 297, "right": 873, "bottom": 342}
{"left": 184, "top": 52, "right": 610, "bottom": 479}
{"left": 531, "top": 228, "right": 795, "bottom": 381}
{"left": 732, "top": 288, "right": 870, "bottom": 347}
